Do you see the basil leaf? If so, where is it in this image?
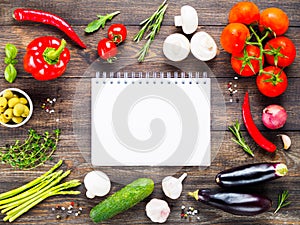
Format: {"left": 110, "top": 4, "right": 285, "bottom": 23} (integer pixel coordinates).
{"left": 85, "top": 19, "right": 102, "bottom": 33}
{"left": 5, "top": 43, "right": 18, "bottom": 60}
{"left": 4, "top": 64, "right": 17, "bottom": 83}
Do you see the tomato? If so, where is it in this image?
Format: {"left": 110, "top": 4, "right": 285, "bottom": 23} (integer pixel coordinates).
{"left": 264, "top": 36, "right": 296, "bottom": 68}
{"left": 228, "top": 2, "right": 260, "bottom": 25}
{"left": 107, "top": 24, "right": 127, "bottom": 44}
{"left": 259, "top": 8, "right": 289, "bottom": 36}
{"left": 256, "top": 66, "right": 288, "bottom": 97}
{"left": 97, "top": 38, "right": 118, "bottom": 63}
{"left": 220, "top": 23, "right": 250, "bottom": 54}
{"left": 231, "top": 45, "right": 263, "bottom": 77}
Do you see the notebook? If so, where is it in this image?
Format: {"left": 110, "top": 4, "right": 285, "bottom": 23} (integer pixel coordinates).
{"left": 91, "top": 72, "right": 211, "bottom": 166}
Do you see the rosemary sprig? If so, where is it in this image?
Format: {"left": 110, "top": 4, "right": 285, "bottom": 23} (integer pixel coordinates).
{"left": 133, "top": 0, "right": 168, "bottom": 62}
{"left": 274, "top": 190, "right": 291, "bottom": 214}
{"left": 0, "top": 129, "right": 60, "bottom": 169}
{"left": 228, "top": 120, "right": 254, "bottom": 157}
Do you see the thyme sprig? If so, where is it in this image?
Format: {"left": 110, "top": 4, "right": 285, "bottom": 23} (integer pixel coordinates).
{"left": 274, "top": 190, "right": 291, "bottom": 214}
{"left": 228, "top": 120, "right": 254, "bottom": 157}
{"left": 133, "top": 0, "right": 168, "bottom": 62}
{"left": 0, "top": 128, "right": 60, "bottom": 170}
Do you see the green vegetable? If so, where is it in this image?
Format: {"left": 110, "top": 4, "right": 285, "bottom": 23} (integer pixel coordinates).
{"left": 85, "top": 11, "right": 120, "bottom": 33}
{"left": 133, "top": 0, "right": 168, "bottom": 62}
{"left": 4, "top": 43, "right": 18, "bottom": 83}
{"left": 0, "top": 160, "right": 81, "bottom": 222}
{"left": 0, "top": 128, "right": 60, "bottom": 169}
{"left": 228, "top": 120, "right": 254, "bottom": 157}
{"left": 274, "top": 190, "right": 291, "bottom": 214}
{"left": 90, "top": 178, "right": 154, "bottom": 222}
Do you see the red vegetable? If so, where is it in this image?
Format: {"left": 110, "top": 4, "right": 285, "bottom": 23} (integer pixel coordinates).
{"left": 264, "top": 36, "right": 296, "bottom": 68}
{"left": 231, "top": 45, "right": 263, "bottom": 77}
{"left": 13, "top": 8, "right": 86, "bottom": 48}
{"left": 228, "top": 2, "right": 260, "bottom": 25}
{"left": 107, "top": 24, "right": 127, "bottom": 44}
{"left": 256, "top": 66, "right": 288, "bottom": 98}
{"left": 242, "top": 92, "right": 277, "bottom": 153}
{"left": 24, "top": 36, "right": 70, "bottom": 81}
{"left": 262, "top": 104, "right": 287, "bottom": 130}
{"left": 97, "top": 38, "right": 118, "bottom": 63}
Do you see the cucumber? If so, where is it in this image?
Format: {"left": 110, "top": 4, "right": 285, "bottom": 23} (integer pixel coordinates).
{"left": 90, "top": 178, "right": 154, "bottom": 222}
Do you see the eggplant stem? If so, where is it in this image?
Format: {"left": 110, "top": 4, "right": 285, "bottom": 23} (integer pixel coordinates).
{"left": 188, "top": 190, "right": 199, "bottom": 201}
{"left": 275, "top": 163, "right": 288, "bottom": 177}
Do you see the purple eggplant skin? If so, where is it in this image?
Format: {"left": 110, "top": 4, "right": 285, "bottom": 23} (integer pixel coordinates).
{"left": 215, "top": 162, "right": 288, "bottom": 188}
{"left": 189, "top": 189, "right": 272, "bottom": 216}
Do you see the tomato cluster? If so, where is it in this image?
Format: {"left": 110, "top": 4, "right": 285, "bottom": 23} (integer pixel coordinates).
{"left": 97, "top": 24, "right": 127, "bottom": 63}
{"left": 220, "top": 2, "right": 296, "bottom": 97}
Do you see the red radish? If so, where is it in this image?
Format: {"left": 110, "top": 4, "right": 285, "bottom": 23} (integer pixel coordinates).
{"left": 262, "top": 104, "right": 287, "bottom": 130}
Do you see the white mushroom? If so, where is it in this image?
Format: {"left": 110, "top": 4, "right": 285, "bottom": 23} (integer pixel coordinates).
{"left": 84, "top": 171, "right": 111, "bottom": 199}
{"left": 145, "top": 198, "right": 170, "bottom": 223}
{"left": 174, "top": 5, "right": 198, "bottom": 34}
{"left": 190, "top": 31, "right": 218, "bottom": 61}
{"left": 163, "top": 33, "right": 190, "bottom": 62}
{"left": 162, "top": 173, "right": 187, "bottom": 199}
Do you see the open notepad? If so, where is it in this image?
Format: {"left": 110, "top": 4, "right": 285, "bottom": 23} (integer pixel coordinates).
{"left": 91, "top": 72, "right": 211, "bottom": 166}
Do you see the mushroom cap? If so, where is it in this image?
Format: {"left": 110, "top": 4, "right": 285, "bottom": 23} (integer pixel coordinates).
{"left": 174, "top": 5, "right": 198, "bottom": 34}
{"left": 84, "top": 170, "right": 111, "bottom": 198}
{"left": 163, "top": 33, "right": 190, "bottom": 62}
{"left": 190, "top": 31, "right": 218, "bottom": 61}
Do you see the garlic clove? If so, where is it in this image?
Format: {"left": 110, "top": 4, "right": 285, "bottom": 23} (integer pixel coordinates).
{"left": 162, "top": 173, "right": 187, "bottom": 199}
{"left": 146, "top": 198, "right": 170, "bottom": 223}
{"left": 278, "top": 134, "right": 291, "bottom": 150}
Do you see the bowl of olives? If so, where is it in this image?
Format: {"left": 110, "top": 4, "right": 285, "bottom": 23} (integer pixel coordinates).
{"left": 0, "top": 88, "right": 33, "bottom": 128}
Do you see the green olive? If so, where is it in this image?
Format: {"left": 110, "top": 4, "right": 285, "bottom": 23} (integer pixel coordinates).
{"left": 12, "top": 116, "right": 23, "bottom": 124}
{"left": 0, "top": 107, "right": 5, "bottom": 113}
{"left": 0, "top": 97, "right": 7, "bottom": 108}
{"left": 8, "top": 97, "right": 19, "bottom": 108}
{"left": 21, "top": 105, "right": 30, "bottom": 117}
{"left": 3, "top": 108, "right": 13, "bottom": 120}
{"left": 2, "top": 90, "right": 14, "bottom": 99}
{"left": 19, "top": 97, "right": 28, "bottom": 105}
{"left": 13, "top": 103, "right": 25, "bottom": 117}
{"left": 0, "top": 114, "right": 10, "bottom": 124}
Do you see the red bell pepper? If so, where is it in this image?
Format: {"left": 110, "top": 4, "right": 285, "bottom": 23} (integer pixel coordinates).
{"left": 24, "top": 36, "right": 70, "bottom": 81}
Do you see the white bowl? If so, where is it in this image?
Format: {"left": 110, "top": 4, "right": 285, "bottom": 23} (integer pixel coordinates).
{"left": 0, "top": 88, "right": 33, "bottom": 128}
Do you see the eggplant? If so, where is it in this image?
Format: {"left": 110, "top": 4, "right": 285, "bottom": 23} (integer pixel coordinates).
{"left": 188, "top": 189, "right": 272, "bottom": 216}
{"left": 215, "top": 162, "right": 288, "bottom": 188}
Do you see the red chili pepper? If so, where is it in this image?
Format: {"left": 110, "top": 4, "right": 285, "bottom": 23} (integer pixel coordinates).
{"left": 24, "top": 36, "right": 70, "bottom": 81}
{"left": 13, "top": 8, "right": 86, "bottom": 48}
{"left": 242, "top": 92, "right": 277, "bottom": 153}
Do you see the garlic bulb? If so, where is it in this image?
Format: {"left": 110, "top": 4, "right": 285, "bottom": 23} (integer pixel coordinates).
{"left": 145, "top": 198, "right": 170, "bottom": 223}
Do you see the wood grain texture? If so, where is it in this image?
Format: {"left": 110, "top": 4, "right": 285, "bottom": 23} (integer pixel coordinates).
{"left": 0, "top": 0, "right": 299, "bottom": 225}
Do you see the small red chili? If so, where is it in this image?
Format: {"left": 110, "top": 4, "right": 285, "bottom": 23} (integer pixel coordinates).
{"left": 13, "top": 8, "right": 86, "bottom": 48}
{"left": 242, "top": 92, "right": 277, "bottom": 153}
{"left": 24, "top": 36, "right": 70, "bottom": 81}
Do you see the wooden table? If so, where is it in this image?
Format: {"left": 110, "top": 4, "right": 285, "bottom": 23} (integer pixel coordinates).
{"left": 0, "top": 0, "right": 299, "bottom": 224}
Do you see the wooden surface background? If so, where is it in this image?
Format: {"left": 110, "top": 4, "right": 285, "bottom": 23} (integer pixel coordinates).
{"left": 0, "top": 0, "right": 299, "bottom": 224}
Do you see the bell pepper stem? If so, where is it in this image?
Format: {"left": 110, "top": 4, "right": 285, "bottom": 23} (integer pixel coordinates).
{"left": 43, "top": 39, "right": 67, "bottom": 65}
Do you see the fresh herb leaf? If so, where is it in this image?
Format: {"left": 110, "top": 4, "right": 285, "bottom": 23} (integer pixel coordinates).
{"left": 228, "top": 120, "right": 254, "bottom": 157}
{"left": 85, "top": 11, "right": 120, "bottom": 33}
{"left": 4, "top": 64, "right": 17, "bottom": 83}
{"left": 133, "top": 0, "right": 168, "bottom": 62}
{"left": 274, "top": 190, "right": 291, "bottom": 214}
{"left": 5, "top": 43, "right": 18, "bottom": 61}
{"left": 0, "top": 129, "right": 60, "bottom": 169}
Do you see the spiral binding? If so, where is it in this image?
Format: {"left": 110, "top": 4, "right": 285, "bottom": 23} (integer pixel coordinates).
{"left": 95, "top": 71, "right": 208, "bottom": 79}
